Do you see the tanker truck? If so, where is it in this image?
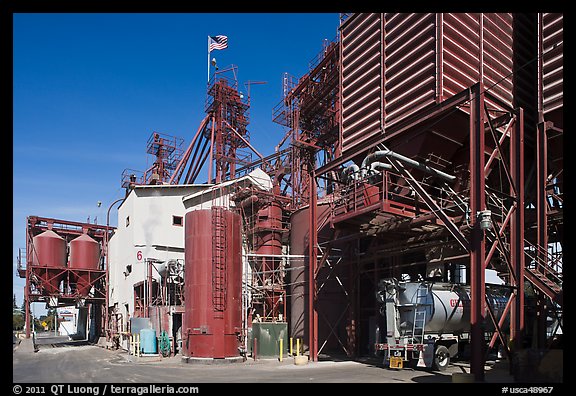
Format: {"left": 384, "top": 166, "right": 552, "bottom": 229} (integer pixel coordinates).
{"left": 374, "top": 278, "right": 509, "bottom": 371}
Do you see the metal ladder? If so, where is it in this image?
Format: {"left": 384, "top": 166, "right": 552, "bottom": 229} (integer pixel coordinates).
{"left": 212, "top": 207, "right": 227, "bottom": 314}
{"left": 412, "top": 284, "right": 428, "bottom": 344}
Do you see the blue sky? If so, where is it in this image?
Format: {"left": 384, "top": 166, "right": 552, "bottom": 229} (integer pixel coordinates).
{"left": 13, "top": 13, "right": 340, "bottom": 310}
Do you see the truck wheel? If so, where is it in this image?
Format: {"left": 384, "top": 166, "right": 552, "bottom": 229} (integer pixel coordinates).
{"left": 433, "top": 345, "right": 450, "bottom": 371}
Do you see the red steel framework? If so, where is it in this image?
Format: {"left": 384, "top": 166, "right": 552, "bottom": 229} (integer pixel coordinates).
{"left": 166, "top": 64, "right": 292, "bottom": 326}
{"left": 233, "top": 185, "right": 291, "bottom": 322}
{"left": 22, "top": 12, "right": 560, "bottom": 380}
{"left": 272, "top": 38, "right": 341, "bottom": 209}
{"left": 299, "top": 12, "right": 562, "bottom": 382}
{"left": 121, "top": 131, "right": 184, "bottom": 188}
{"left": 315, "top": 83, "right": 526, "bottom": 381}
{"left": 269, "top": 38, "right": 341, "bottom": 350}
{"left": 533, "top": 12, "right": 563, "bottom": 349}
{"left": 18, "top": 216, "right": 115, "bottom": 339}
{"left": 169, "top": 65, "right": 262, "bottom": 185}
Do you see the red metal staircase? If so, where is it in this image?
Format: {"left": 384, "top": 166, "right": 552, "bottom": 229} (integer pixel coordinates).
{"left": 524, "top": 239, "right": 563, "bottom": 306}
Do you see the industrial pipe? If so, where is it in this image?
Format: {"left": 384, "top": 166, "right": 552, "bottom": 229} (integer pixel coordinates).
{"left": 361, "top": 149, "right": 456, "bottom": 182}
{"left": 369, "top": 161, "right": 393, "bottom": 174}
{"left": 342, "top": 164, "right": 360, "bottom": 183}
{"left": 342, "top": 162, "right": 392, "bottom": 182}
{"left": 239, "top": 195, "right": 259, "bottom": 210}
{"left": 105, "top": 197, "right": 125, "bottom": 343}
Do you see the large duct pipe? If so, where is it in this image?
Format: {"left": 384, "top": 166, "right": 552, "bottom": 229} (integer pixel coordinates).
{"left": 239, "top": 195, "right": 259, "bottom": 210}
{"left": 361, "top": 149, "right": 456, "bottom": 182}
{"left": 342, "top": 162, "right": 393, "bottom": 183}
{"left": 342, "top": 149, "right": 455, "bottom": 185}
{"left": 370, "top": 161, "right": 393, "bottom": 173}
{"left": 342, "top": 164, "right": 360, "bottom": 183}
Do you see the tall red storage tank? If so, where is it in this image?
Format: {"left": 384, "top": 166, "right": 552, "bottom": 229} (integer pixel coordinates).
{"left": 183, "top": 207, "right": 242, "bottom": 361}
{"left": 69, "top": 233, "right": 101, "bottom": 297}
{"left": 31, "top": 230, "right": 67, "bottom": 294}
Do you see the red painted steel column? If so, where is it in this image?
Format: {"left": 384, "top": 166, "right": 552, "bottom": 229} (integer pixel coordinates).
{"left": 308, "top": 170, "right": 318, "bottom": 361}
{"left": 510, "top": 108, "right": 525, "bottom": 351}
{"left": 469, "top": 83, "right": 486, "bottom": 382}
{"left": 25, "top": 226, "right": 31, "bottom": 338}
{"left": 208, "top": 115, "right": 216, "bottom": 184}
{"left": 25, "top": 267, "right": 31, "bottom": 338}
{"left": 536, "top": 121, "right": 548, "bottom": 348}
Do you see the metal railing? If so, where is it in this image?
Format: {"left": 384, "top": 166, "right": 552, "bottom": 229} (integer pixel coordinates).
{"left": 524, "top": 239, "right": 563, "bottom": 286}
{"left": 16, "top": 248, "right": 26, "bottom": 275}
{"left": 308, "top": 35, "right": 339, "bottom": 72}
{"left": 332, "top": 169, "right": 466, "bottom": 221}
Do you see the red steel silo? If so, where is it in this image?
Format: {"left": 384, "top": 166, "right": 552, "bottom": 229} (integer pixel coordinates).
{"left": 183, "top": 207, "right": 242, "bottom": 361}
{"left": 69, "top": 233, "right": 101, "bottom": 297}
{"left": 31, "top": 230, "right": 67, "bottom": 295}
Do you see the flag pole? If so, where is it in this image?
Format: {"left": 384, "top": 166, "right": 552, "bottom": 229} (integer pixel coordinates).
{"left": 207, "top": 36, "right": 211, "bottom": 84}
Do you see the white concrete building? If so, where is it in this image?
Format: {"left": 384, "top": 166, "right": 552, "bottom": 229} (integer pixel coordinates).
{"left": 106, "top": 168, "right": 273, "bottom": 351}
{"left": 107, "top": 184, "right": 205, "bottom": 345}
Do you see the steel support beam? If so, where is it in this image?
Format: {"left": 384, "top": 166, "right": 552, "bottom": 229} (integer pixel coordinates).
{"left": 484, "top": 206, "right": 515, "bottom": 270}
{"left": 469, "top": 83, "right": 487, "bottom": 382}
{"left": 24, "top": 225, "right": 31, "bottom": 338}
{"left": 536, "top": 121, "right": 549, "bottom": 348}
{"left": 308, "top": 170, "right": 318, "bottom": 362}
{"left": 510, "top": 108, "right": 525, "bottom": 352}
{"left": 208, "top": 115, "right": 216, "bottom": 183}
{"left": 386, "top": 157, "right": 469, "bottom": 251}
{"left": 25, "top": 266, "right": 31, "bottom": 338}
{"left": 169, "top": 114, "right": 210, "bottom": 184}
{"left": 489, "top": 295, "right": 513, "bottom": 349}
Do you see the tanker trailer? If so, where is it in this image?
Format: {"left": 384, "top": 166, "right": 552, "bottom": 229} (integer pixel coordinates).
{"left": 374, "top": 278, "right": 509, "bottom": 371}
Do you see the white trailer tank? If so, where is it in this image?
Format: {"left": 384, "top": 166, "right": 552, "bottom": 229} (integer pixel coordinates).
{"left": 376, "top": 279, "right": 510, "bottom": 370}
{"left": 378, "top": 279, "right": 510, "bottom": 336}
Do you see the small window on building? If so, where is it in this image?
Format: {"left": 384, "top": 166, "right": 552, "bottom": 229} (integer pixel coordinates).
{"left": 126, "top": 216, "right": 130, "bottom": 227}
{"left": 173, "top": 215, "right": 183, "bottom": 226}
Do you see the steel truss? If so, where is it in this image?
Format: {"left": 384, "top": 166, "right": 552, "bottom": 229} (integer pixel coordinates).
{"left": 311, "top": 83, "right": 526, "bottom": 381}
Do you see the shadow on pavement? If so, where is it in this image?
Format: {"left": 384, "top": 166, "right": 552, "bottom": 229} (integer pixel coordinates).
{"left": 411, "top": 373, "right": 453, "bottom": 383}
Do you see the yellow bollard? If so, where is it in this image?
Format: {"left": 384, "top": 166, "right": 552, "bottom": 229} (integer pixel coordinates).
{"left": 136, "top": 334, "right": 140, "bottom": 357}
{"left": 296, "top": 338, "right": 300, "bottom": 356}
{"left": 290, "top": 337, "right": 293, "bottom": 356}
{"left": 279, "top": 338, "right": 283, "bottom": 362}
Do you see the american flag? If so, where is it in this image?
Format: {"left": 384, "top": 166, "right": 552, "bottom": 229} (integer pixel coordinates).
{"left": 209, "top": 35, "right": 228, "bottom": 52}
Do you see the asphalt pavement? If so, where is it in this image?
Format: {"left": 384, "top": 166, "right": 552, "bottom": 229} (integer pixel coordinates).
{"left": 13, "top": 333, "right": 516, "bottom": 384}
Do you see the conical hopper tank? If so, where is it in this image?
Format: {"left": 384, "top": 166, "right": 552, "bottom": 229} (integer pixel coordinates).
{"left": 69, "top": 233, "right": 101, "bottom": 297}
{"left": 32, "top": 230, "right": 67, "bottom": 295}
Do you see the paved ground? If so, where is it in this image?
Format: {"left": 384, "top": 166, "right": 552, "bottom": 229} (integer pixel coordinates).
{"left": 13, "top": 333, "right": 515, "bottom": 384}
